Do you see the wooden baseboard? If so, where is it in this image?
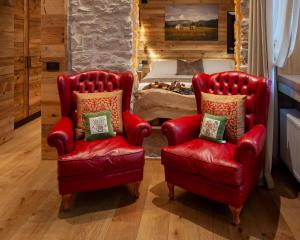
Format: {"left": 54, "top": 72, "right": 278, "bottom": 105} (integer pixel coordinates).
{"left": 14, "top": 111, "right": 41, "bottom": 129}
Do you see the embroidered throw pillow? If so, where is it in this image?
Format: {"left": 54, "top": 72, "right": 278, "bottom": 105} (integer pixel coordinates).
{"left": 199, "top": 113, "right": 227, "bottom": 143}
{"left": 83, "top": 111, "right": 115, "bottom": 142}
{"left": 75, "top": 90, "right": 123, "bottom": 139}
{"left": 201, "top": 92, "right": 246, "bottom": 142}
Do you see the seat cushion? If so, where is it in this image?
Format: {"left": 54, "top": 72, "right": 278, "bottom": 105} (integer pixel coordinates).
{"left": 58, "top": 136, "right": 144, "bottom": 177}
{"left": 161, "top": 139, "right": 242, "bottom": 186}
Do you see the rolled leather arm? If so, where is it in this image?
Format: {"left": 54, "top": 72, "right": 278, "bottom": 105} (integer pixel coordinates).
{"left": 161, "top": 114, "right": 201, "bottom": 146}
{"left": 235, "top": 124, "right": 266, "bottom": 161}
{"left": 47, "top": 117, "right": 74, "bottom": 156}
{"left": 123, "top": 111, "right": 151, "bottom": 146}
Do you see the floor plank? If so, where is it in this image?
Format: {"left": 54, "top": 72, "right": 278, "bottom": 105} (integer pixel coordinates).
{"left": 0, "top": 118, "right": 300, "bottom": 240}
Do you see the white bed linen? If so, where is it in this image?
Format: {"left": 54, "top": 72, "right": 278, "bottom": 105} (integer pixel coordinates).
{"left": 138, "top": 59, "right": 235, "bottom": 90}
{"left": 202, "top": 59, "right": 236, "bottom": 74}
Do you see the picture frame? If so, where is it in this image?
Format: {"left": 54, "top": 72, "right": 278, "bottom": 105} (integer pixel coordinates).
{"left": 165, "top": 5, "right": 219, "bottom": 41}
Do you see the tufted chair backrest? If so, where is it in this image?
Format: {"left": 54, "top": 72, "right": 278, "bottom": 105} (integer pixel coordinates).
{"left": 192, "top": 71, "right": 270, "bottom": 132}
{"left": 57, "top": 70, "right": 134, "bottom": 123}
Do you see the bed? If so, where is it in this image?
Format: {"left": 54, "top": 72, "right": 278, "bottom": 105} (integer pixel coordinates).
{"left": 134, "top": 59, "right": 236, "bottom": 122}
{"left": 138, "top": 59, "right": 236, "bottom": 91}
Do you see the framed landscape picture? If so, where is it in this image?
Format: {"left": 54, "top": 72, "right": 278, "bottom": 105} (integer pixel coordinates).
{"left": 165, "top": 5, "right": 219, "bottom": 41}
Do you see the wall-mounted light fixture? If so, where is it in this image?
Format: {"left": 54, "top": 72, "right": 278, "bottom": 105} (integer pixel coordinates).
{"left": 234, "top": 0, "right": 241, "bottom": 71}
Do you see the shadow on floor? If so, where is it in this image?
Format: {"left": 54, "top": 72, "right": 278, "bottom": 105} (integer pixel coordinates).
{"left": 151, "top": 165, "right": 300, "bottom": 240}
{"left": 58, "top": 185, "right": 136, "bottom": 222}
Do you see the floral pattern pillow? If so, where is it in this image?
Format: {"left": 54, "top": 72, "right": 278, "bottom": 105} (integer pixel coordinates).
{"left": 199, "top": 113, "right": 227, "bottom": 143}
{"left": 201, "top": 92, "right": 246, "bottom": 143}
{"left": 75, "top": 90, "right": 123, "bottom": 139}
{"left": 83, "top": 111, "right": 116, "bottom": 142}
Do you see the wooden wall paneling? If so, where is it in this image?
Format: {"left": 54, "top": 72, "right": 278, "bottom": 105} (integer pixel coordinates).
{"left": 14, "top": 0, "right": 28, "bottom": 122}
{"left": 14, "top": 0, "right": 41, "bottom": 122}
{"left": 0, "top": 1, "right": 15, "bottom": 144}
{"left": 28, "top": 0, "right": 41, "bottom": 115}
{"left": 138, "top": 0, "right": 235, "bottom": 75}
{"left": 41, "top": 0, "right": 67, "bottom": 160}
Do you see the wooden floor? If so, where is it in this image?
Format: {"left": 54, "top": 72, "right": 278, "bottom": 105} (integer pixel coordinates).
{"left": 0, "top": 118, "right": 300, "bottom": 240}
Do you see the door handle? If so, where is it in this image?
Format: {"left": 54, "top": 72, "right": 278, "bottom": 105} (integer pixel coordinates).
{"left": 24, "top": 56, "right": 32, "bottom": 68}
{"left": 24, "top": 56, "right": 28, "bottom": 69}
{"left": 28, "top": 56, "right": 31, "bottom": 68}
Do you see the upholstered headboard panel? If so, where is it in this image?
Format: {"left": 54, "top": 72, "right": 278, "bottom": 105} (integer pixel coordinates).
{"left": 146, "top": 59, "right": 235, "bottom": 77}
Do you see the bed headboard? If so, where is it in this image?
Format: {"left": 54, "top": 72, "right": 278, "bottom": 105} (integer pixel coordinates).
{"left": 146, "top": 59, "right": 236, "bottom": 77}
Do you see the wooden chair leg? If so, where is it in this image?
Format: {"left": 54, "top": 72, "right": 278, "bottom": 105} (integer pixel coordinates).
{"left": 129, "top": 182, "right": 141, "bottom": 198}
{"left": 229, "top": 205, "right": 243, "bottom": 225}
{"left": 167, "top": 183, "right": 175, "bottom": 200}
{"left": 61, "top": 194, "right": 73, "bottom": 211}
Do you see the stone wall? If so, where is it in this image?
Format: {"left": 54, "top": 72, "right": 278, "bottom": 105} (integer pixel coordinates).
{"left": 240, "top": 0, "right": 249, "bottom": 72}
{"left": 69, "top": 0, "right": 136, "bottom": 72}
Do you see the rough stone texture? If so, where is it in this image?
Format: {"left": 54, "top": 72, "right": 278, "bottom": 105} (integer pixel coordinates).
{"left": 69, "top": 0, "right": 135, "bottom": 72}
{"left": 240, "top": 0, "right": 249, "bottom": 72}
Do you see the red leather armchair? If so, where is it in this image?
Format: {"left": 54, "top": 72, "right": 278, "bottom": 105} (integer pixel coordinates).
{"left": 48, "top": 70, "right": 151, "bottom": 210}
{"left": 161, "top": 71, "right": 270, "bottom": 225}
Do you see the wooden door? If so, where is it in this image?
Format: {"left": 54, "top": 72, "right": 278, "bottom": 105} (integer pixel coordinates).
{"left": 28, "top": 0, "right": 41, "bottom": 115}
{"left": 14, "top": 0, "right": 41, "bottom": 123}
{"left": 14, "top": 0, "right": 28, "bottom": 122}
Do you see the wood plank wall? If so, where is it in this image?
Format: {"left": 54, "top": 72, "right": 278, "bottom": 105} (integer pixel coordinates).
{"left": 0, "top": 1, "right": 15, "bottom": 144}
{"left": 14, "top": 0, "right": 42, "bottom": 123}
{"left": 28, "top": 0, "right": 42, "bottom": 115}
{"left": 41, "top": 0, "right": 67, "bottom": 160}
{"left": 14, "top": 0, "right": 27, "bottom": 122}
{"left": 138, "top": 0, "right": 234, "bottom": 74}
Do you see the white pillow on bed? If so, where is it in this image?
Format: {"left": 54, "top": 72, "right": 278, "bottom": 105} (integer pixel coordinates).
{"left": 203, "top": 59, "right": 235, "bottom": 74}
{"left": 149, "top": 60, "right": 177, "bottom": 76}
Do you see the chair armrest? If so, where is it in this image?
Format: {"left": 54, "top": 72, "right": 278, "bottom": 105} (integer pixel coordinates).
{"left": 47, "top": 117, "right": 74, "bottom": 156}
{"left": 161, "top": 114, "right": 201, "bottom": 146}
{"left": 123, "top": 112, "right": 151, "bottom": 146}
{"left": 235, "top": 124, "right": 266, "bottom": 162}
